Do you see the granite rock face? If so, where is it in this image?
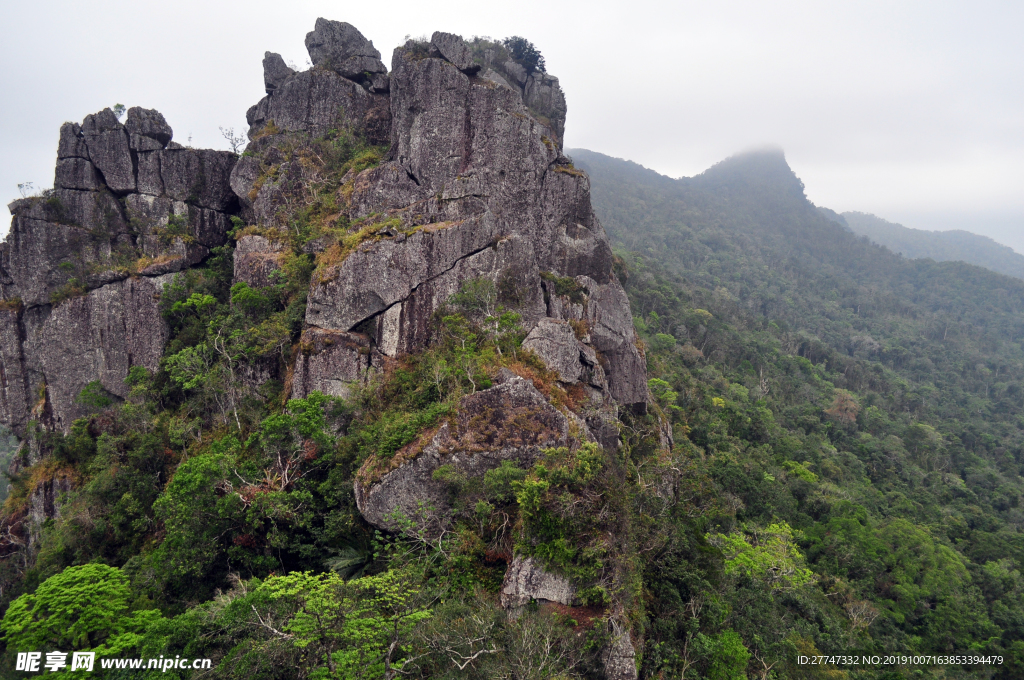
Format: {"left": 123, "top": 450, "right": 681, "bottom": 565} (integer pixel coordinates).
{"left": 0, "top": 308, "right": 29, "bottom": 431}
{"left": 0, "top": 105, "right": 237, "bottom": 434}
{"left": 20, "top": 274, "right": 173, "bottom": 433}
{"left": 300, "top": 29, "right": 645, "bottom": 412}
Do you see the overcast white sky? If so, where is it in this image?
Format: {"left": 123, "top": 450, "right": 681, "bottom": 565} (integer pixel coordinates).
{"left": 3, "top": 0, "right": 1022, "bottom": 250}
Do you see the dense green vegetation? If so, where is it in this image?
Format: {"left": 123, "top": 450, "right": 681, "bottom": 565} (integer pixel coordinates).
{"left": 837, "top": 211, "right": 1024, "bottom": 282}
{"left": 574, "top": 147, "right": 1024, "bottom": 678}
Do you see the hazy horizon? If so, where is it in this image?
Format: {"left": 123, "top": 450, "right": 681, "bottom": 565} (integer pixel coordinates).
{"left": 3, "top": 0, "right": 1022, "bottom": 251}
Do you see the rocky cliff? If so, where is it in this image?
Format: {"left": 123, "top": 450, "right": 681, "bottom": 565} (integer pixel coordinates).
{"left": 0, "top": 20, "right": 650, "bottom": 678}
{"left": 1, "top": 106, "right": 237, "bottom": 434}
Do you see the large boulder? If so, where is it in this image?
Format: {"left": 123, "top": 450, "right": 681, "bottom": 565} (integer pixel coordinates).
{"left": 242, "top": 67, "right": 391, "bottom": 142}
{"left": 304, "top": 18, "right": 387, "bottom": 80}
{"left": 522, "top": 317, "right": 605, "bottom": 387}
{"left": 354, "top": 374, "right": 581, "bottom": 532}
{"left": 430, "top": 31, "right": 478, "bottom": 73}
{"left": 125, "top": 107, "right": 173, "bottom": 150}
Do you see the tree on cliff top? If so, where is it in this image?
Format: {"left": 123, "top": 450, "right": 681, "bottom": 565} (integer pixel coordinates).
{"left": 502, "top": 36, "right": 546, "bottom": 75}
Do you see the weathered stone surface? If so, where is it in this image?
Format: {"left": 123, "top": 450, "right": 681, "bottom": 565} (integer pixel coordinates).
{"left": 430, "top": 31, "right": 478, "bottom": 72}
{"left": 355, "top": 374, "right": 576, "bottom": 532}
{"left": 1, "top": 197, "right": 127, "bottom": 307}
{"left": 119, "top": 145, "right": 237, "bottom": 209}
{"left": 233, "top": 235, "right": 286, "bottom": 288}
{"left": 500, "top": 555, "right": 577, "bottom": 609}
{"left": 0, "top": 308, "right": 29, "bottom": 432}
{"left": 157, "top": 148, "right": 238, "bottom": 211}
{"left": 291, "top": 328, "right": 379, "bottom": 400}
{"left": 524, "top": 72, "right": 567, "bottom": 144}
{"left": 244, "top": 68, "right": 391, "bottom": 143}
{"left": 135, "top": 151, "right": 164, "bottom": 196}
{"left": 21, "top": 275, "right": 172, "bottom": 432}
{"left": 54, "top": 158, "right": 102, "bottom": 191}
{"left": 297, "top": 30, "right": 646, "bottom": 414}
{"left": 600, "top": 619, "right": 638, "bottom": 680}
{"left": 57, "top": 122, "right": 89, "bottom": 160}
{"left": 262, "top": 51, "right": 295, "bottom": 94}
{"left": 304, "top": 18, "right": 386, "bottom": 79}
{"left": 480, "top": 68, "right": 513, "bottom": 90}
{"left": 523, "top": 317, "right": 606, "bottom": 387}
{"left": 306, "top": 217, "right": 502, "bottom": 332}
{"left": 372, "top": 234, "right": 548, "bottom": 356}
{"left": 583, "top": 279, "right": 648, "bottom": 408}
{"left": 369, "top": 72, "right": 390, "bottom": 93}
{"left": 80, "top": 109, "right": 135, "bottom": 193}
{"left": 503, "top": 59, "right": 528, "bottom": 86}
{"left": 3, "top": 104, "right": 235, "bottom": 313}
{"left": 125, "top": 107, "right": 173, "bottom": 147}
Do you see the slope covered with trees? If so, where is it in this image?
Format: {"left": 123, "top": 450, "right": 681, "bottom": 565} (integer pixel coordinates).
{"left": 571, "top": 146, "right": 1024, "bottom": 678}
{"left": 833, "top": 211, "right": 1024, "bottom": 281}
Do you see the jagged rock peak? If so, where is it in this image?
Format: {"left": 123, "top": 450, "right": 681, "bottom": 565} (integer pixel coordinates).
{"left": 0, "top": 104, "right": 238, "bottom": 434}
{"left": 305, "top": 18, "right": 387, "bottom": 80}
{"left": 262, "top": 51, "right": 295, "bottom": 94}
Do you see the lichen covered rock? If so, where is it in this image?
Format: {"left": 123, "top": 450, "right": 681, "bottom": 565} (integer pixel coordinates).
{"left": 296, "top": 29, "right": 646, "bottom": 410}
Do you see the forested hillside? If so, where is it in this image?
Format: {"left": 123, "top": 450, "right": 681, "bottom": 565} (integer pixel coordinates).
{"left": 832, "top": 211, "right": 1024, "bottom": 281}
{"left": 572, "top": 147, "right": 1024, "bottom": 677}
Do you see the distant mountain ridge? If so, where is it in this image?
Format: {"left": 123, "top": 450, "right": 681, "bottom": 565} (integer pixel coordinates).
{"left": 569, "top": 146, "right": 1024, "bottom": 282}
{"left": 833, "top": 210, "right": 1024, "bottom": 281}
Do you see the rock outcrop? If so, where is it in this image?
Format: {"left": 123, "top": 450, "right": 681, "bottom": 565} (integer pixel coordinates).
{"left": 279, "top": 29, "right": 646, "bottom": 415}
{"left": 1, "top": 106, "right": 237, "bottom": 433}
{"left": 354, "top": 372, "right": 584, "bottom": 532}
{"left": 500, "top": 554, "right": 578, "bottom": 609}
